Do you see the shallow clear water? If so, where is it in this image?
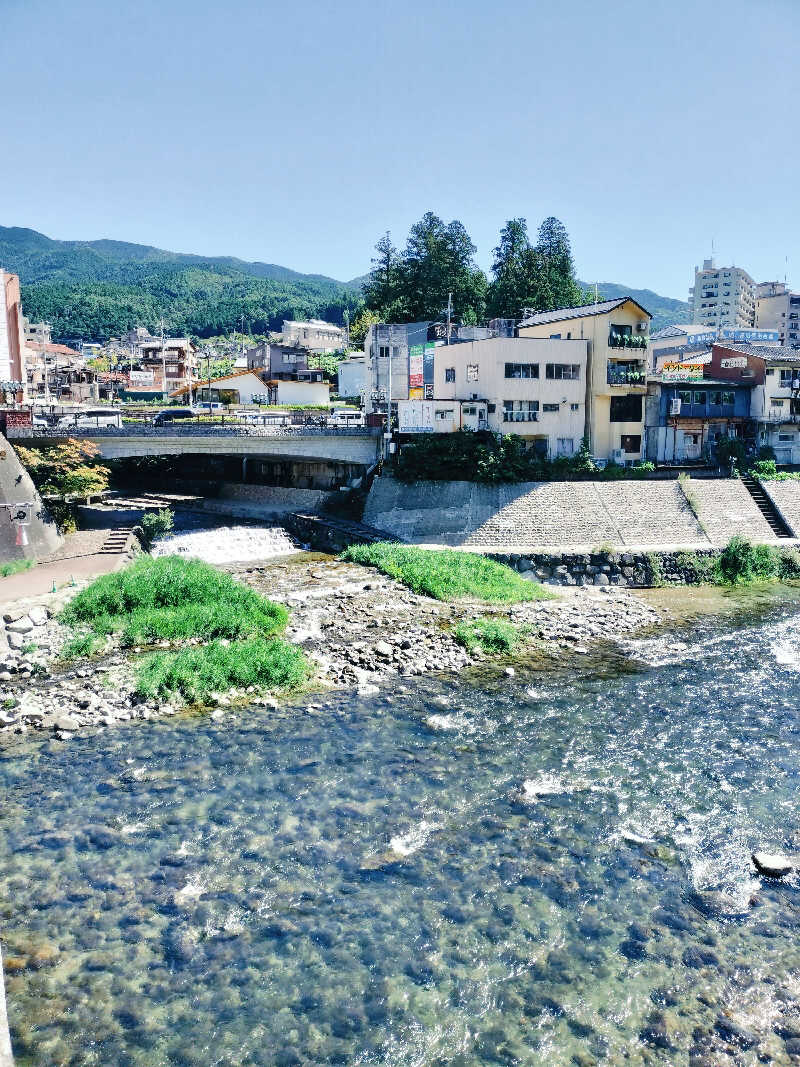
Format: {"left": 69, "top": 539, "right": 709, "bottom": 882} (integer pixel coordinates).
{"left": 2, "top": 599, "right": 800, "bottom": 1065}
{"left": 150, "top": 514, "right": 299, "bottom": 565}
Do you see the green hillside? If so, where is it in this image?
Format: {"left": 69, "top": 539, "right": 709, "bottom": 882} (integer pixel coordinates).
{"left": 578, "top": 280, "right": 689, "bottom": 333}
{"left": 0, "top": 226, "right": 361, "bottom": 341}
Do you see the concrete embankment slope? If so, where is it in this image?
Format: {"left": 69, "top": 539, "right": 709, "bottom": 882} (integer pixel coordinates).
{"left": 364, "top": 475, "right": 785, "bottom": 550}
{"left": 0, "top": 433, "right": 62, "bottom": 562}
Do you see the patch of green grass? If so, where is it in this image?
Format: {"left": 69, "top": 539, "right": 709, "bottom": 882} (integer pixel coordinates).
{"left": 340, "top": 543, "right": 553, "bottom": 603}
{"left": 136, "top": 637, "right": 309, "bottom": 702}
{"left": 60, "top": 555, "right": 288, "bottom": 644}
{"left": 60, "top": 633, "right": 105, "bottom": 660}
{"left": 0, "top": 559, "right": 34, "bottom": 579}
{"left": 453, "top": 619, "right": 521, "bottom": 654}
{"left": 717, "top": 536, "right": 782, "bottom": 585}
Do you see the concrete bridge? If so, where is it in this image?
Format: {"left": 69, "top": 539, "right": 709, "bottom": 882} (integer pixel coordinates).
{"left": 10, "top": 425, "right": 381, "bottom": 466}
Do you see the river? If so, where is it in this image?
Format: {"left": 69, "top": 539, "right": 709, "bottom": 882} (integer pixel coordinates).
{"left": 1, "top": 592, "right": 799, "bottom": 1064}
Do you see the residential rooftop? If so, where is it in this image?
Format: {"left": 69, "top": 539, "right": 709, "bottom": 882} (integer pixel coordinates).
{"left": 518, "top": 297, "right": 651, "bottom": 327}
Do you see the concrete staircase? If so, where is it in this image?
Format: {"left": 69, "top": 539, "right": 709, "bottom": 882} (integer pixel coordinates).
{"left": 99, "top": 528, "right": 137, "bottom": 555}
{"left": 740, "top": 476, "right": 792, "bottom": 538}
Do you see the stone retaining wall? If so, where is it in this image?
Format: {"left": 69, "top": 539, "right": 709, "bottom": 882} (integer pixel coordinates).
{"left": 758, "top": 479, "right": 800, "bottom": 537}
{"left": 487, "top": 548, "right": 720, "bottom": 588}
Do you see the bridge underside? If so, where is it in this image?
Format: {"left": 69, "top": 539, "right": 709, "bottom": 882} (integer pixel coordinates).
{"left": 79, "top": 433, "right": 380, "bottom": 466}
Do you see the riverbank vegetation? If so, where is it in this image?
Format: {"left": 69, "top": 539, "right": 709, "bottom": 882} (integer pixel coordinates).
{"left": 61, "top": 556, "right": 288, "bottom": 644}
{"left": 59, "top": 556, "right": 306, "bottom": 700}
{"left": 136, "top": 637, "right": 308, "bottom": 702}
{"left": 453, "top": 618, "right": 521, "bottom": 654}
{"left": 340, "top": 542, "right": 552, "bottom": 603}
{"left": 0, "top": 559, "right": 34, "bottom": 579}
{"left": 667, "top": 538, "right": 800, "bottom": 587}
{"left": 395, "top": 432, "right": 654, "bottom": 484}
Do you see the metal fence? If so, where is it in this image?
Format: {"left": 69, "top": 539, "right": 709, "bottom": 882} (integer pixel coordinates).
{"left": 9, "top": 420, "right": 376, "bottom": 440}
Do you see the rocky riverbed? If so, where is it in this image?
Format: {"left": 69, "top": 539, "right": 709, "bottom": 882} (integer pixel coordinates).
{"left": 0, "top": 552, "right": 664, "bottom": 739}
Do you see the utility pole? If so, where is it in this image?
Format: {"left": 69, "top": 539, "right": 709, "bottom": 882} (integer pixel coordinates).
{"left": 386, "top": 339, "right": 392, "bottom": 461}
{"left": 160, "top": 317, "right": 167, "bottom": 402}
{"left": 446, "top": 291, "right": 452, "bottom": 345}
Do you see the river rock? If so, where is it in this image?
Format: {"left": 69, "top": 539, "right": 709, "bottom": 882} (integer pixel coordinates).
{"left": 53, "top": 714, "right": 80, "bottom": 732}
{"left": 752, "top": 851, "right": 793, "bottom": 877}
{"left": 5, "top": 616, "right": 33, "bottom": 634}
{"left": 28, "top": 606, "right": 49, "bottom": 627}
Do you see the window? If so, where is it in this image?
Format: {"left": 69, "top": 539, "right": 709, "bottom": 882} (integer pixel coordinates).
{"left": 693, "top": 390, "right": 707, "bottom": 406}
{"left": 779, "top": 433, "right": 795, "bottom": 442}
{"left": 772, "top": 399, "right": 785, "bottom": 407}
{"left": 621, "top": 434, "right": 642, "bottom": 453}
{"left": 678, "top": 390, "right": 692, "bottom": 405}
{"left": 463, "top": 406, "right": 476, "bottom": 415}
{"left": 780, "top": 369, "right": 794, "bottom": 386}
{"left": 542, "top": 403, "right": 560, "bottom": 412}
{"left": 487, "top": 403, "right": 496, "bottom": 413}
{"left": 549, "top": 333, "right": 562, "bottom": 339}
{"left": 546, "top": 364, "right": 580, "bottom": 380}
{"left": 504, "top": 362, "right": 539, "bottom": 379}
{"left": 710, "top": 390, "right": 735, "bottom": 406}
{"left": 466, "top": 365, "right": 479, "bottom": 382}
{"left": 556, "top": 438, "right": 575, "bottom": 455}
{"left": 766, "top": 368, "right": 775, "bottom": 375}
{"left": 503, "top": 400, "right": 539, "bottom": 422}
{"left": 610, "top": 394, "right": 643, "bottom": 422}
{"left": 570, "top": 403, "right": 580, "bottom": 411}
{"left": 435, "top": 408, "right": 454, "bottom": 420}
{"left": 378, "top": 346, "right": 389, "bottom": 359}
{"left": 445, "top": 368, "right": 455, "bottom": 382}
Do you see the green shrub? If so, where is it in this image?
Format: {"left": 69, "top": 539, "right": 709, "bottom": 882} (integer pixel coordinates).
{"left": 141, "top": 508, "right": 174, "bottom": 548}
{"left": 453, "top": 619, "right": 520, "bottom": 654}
{"left": 675, "top": 551, "right": 717, "bottom": 583}
{"left": 717, "top": 536, "right": 779, "bottom": 584}
{"left": 136, "top": 637, "right": 308, "bottom": 701}
{"left": 645, "top": 552, "right": 664, "bottom": 587}
{"left": 750, "top": 459, "right": 777, "bottom": 479}
{"left": 778, "top": 547, "right": 800, "bottom": 580}
{"left": 340, "top": 543, "right": 553, "bottom": 603}
{"left": 60, "top": 633, "right": 105, "bottom": 660}
{"left": 0, "top": 559, "right": 34, "bottom": 579}
{"left": 61, "top": 556, "right": 288, "bottom": 643}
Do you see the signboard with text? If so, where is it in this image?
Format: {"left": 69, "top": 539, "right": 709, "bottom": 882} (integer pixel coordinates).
{"left": 128, "top": 370, "right": 155, "bottom": 385}
{"left": 397, "top": 400, "right": 434, "bottom": 433}
{"left": 718, "top": 328, "right": 780, "bottom": 343}
{"left": 408, "top": 344, "right": 424, "bottom": 390}
{"left": 661, "top": 361, "right": 705, "bottom": 383}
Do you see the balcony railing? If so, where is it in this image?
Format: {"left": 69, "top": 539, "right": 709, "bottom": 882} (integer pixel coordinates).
{"left": 608, "top": 334, "right": 649, "bottom": 350}
{"left": 607, "top": 363, "right": 646, "bottom": 386}
{"left": 502, "top": 411, "right": 538, "bottom": 423}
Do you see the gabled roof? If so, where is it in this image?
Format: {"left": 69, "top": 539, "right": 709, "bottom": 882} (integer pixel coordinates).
{"left": 518, "top": 297, "right": 651, "bottom": 328}
{"left": 169, "top": 368, "right": 267, "bottom": 397}
{"left": 652, "top": 323, "right": 713, "bottom": 339}
{"left": 714, "top": 342, "right": 800, "bottom": 363}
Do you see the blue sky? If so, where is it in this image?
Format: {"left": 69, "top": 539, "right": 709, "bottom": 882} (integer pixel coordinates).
{"left": 2, "top": 0, "right": 798, "bottom": 299}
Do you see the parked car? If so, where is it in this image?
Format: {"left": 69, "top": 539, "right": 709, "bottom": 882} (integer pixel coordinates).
{"left": 57, "top": 408, "right": 123, "bottom": 430}
{"left": 153, "top": 407, "right": 196, "bottom": 426}
{"left": 328, "top": 409, "right": 364, "bottom": 427}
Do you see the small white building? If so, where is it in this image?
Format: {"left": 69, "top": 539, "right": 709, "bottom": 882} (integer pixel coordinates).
{"left": 282, "top": 319, "right": 345, "bottom": 352}
{"left": 337, "top": 354, "right": 366, "bottom": 399}
{"left": 172, "top": 369, "right": 330, "bottom": 407}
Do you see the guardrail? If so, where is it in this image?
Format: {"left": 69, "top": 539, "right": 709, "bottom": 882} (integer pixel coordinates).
{"left": 9, "top": 423, "right": 376, "bottom": 439}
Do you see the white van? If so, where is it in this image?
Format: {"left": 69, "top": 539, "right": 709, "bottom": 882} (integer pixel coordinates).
{"left": 58, "top": 408, "right": 123, "bottom": 430}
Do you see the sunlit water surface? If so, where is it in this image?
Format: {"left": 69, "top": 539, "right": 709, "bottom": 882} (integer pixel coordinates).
{"left": 2, "top": 597, "right": 800, "bottom": 1065}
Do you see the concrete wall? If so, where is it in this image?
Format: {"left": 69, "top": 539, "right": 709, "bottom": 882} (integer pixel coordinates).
{"left": 0, "top": 434, "right": 62, "bottom": 561}
{"left": 29, "top": 432, "right": 381, "bottom": 466}
{"left": 685, "top": 478, "right": 780, "bottom": 544}
{"left": 759, "top": 479, "right": 800, "bottom": 537}
{"left": 364, "top": 475, "right": 708, "bottom": 550}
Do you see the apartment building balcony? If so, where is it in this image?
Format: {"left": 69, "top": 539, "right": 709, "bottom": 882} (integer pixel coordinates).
{"left": 607, "top": 360, "right": 647, "bottom": 387}
{"left": 608, "top": 333, "right": 649, "bottom": 351}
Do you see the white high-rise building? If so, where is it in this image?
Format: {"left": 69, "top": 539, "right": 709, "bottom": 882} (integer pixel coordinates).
{"left": 756, "top": 281, "right": 800, "bottom": 348}
{"left": 688, "top": 258, "right": 756, "bottom": 329}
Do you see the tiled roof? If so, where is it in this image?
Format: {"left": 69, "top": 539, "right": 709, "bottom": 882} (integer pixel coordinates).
{"left": 652, "top": 323, "right": 713, "bottom": 339}
{"left": 715, "top": 342, "right": 800, "bottom": 363}
{"left": 518, "top": 297, "right": 651, "bottom": 327}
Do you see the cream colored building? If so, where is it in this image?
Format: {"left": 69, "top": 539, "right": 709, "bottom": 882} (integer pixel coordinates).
{"left": 518, "top": 298, "right": 651, "bottom": 462}
{"left": 282, "top": 319, "right": 345, "bottom": 352}
{"left": 688, "top": 259, "right": 755, "bottom": 329}
{"left": 432, "top": 336, "right": 588, "bottom": 457}
{"left": 756, "top": 281, "right": 800, "bottom": 348}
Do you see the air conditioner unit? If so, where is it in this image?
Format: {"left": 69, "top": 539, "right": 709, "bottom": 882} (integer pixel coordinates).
{"left": 611, "top": 449, "right": 626, "bottom": 464}
{"left": 636, "top": 321, "right": 649, "bottom": 332}
{"left": 670, "top": 398, "right": 682, "bottom": 415}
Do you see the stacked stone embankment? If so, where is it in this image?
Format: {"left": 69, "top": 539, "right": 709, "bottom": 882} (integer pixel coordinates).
{"left": 487, "top": 549, "right": 718, "bottom": 587}
{"left": 364, "top": 475, "right": 791, "bottom": 550}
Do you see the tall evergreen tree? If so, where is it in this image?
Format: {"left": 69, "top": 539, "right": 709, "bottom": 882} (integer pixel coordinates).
{"left": 363, "top": 213, "right": 486, "bottom": 324}
{"left": 487, "top": 218, "right": 534, "bottom": 318}
{"left": 534, "top": 216, "right": 586, "bottom": 310}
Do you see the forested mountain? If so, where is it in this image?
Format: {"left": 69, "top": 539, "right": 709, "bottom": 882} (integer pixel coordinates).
{"left": 0, "top": 226, "right": 361, "bottom": 341}
{"left": 578, "top": 280, "right": 689, "bottom": 333}
{"left": 0, "top": 225, "right": 689, "bottom": 341}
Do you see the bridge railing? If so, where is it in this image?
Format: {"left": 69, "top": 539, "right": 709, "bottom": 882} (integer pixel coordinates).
{"left": 9, "top": 423, "right": 377, "bottom": 439}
